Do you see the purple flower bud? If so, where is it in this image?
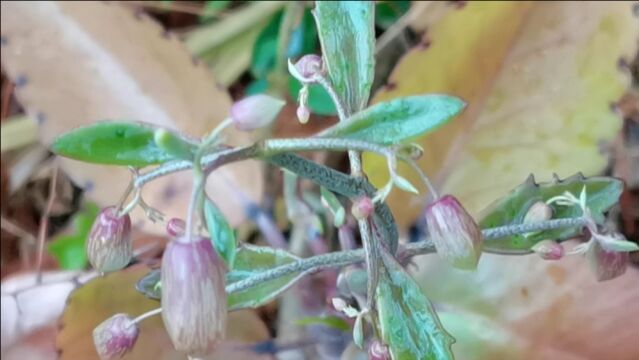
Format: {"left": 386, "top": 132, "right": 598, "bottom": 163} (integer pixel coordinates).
{"left": 296, "top": 105, "right": 310, "bottom": 124}
{"left": 368, "top": 340, "right": 390, "bottom": 360}
{"left": 161, "top": 236, "right": 227, "bottom": 356}
{"left": 87, "top": 206, "right": 132, "bottom": 274}
{"left": 351, "top": 197, "right": 374, "bottom": 220}
{"left": 424, "top": 195, "right": 483, "bottom": 270}
{"left": 294, "top": 54, "right": 323, "bottom": 79}
{"left": 587, "top": 240, "right": 629, "bottom": 281}
{"left": 93, "top": 313, "right": 139, "bottom": 359}
{"left": 230, "top": 94, "right": 285, "bottom": 131}
{"left": 531, "top": 240, "right": 564, "bottom": 260}
{"left": 166, "top": 218, "right": 186, "bottom": 237}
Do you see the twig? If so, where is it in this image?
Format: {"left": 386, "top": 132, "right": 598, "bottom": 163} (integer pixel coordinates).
{"left": 35, "top": 164, "right": 59, "bottom": 284}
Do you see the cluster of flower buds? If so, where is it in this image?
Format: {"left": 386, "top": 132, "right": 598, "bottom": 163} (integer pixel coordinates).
{"left": 93, "top": 313, "right": 139, "bottom": 359}
{"left": 87, "top": 206, "right": 132, "bottom": 274}
{"left": 161, "top": 235, "right": 227, "bottom": 357}
{"left": 289, "top": 54, "right": 325, "bottom": 124}
{"left": 230, "top": 94, "right": 285, "bottom": 131}
{"left": 424, "top": 195, "right": 483, "bottom": 270}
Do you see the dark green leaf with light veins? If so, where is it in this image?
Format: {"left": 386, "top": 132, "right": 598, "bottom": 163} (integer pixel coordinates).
{"left": 318, "top": 95, "right": 465, "bottom": 145}
{"left": 227, "top": 245, "right": 304, "bottom": 310}
{"left": 314, "top": 1, "right": 375, "bottom": 114}
{"left": 377, "top": 251, "right": 455, "bottom": 360}
{"left": 51, "top": 121, "right": 175, "bottom": 166}
{"left": 479, "top": 173, "right": 623, "bottom": 253}
{"left": 205, "top": 199, "right": 237, "bottom": 268}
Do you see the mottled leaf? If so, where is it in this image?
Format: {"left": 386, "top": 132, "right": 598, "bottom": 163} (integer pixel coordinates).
{"left": 479, "top": 174, "right": 623, "bottom": 253}
{"left": 377, "top": 251, "right": 455, "bottom": 360}
{"left": 319, "top": 95, "right": 464, "bottom": 145}
{"left": 313, "top": 1, "right": 375, "bottom": 114}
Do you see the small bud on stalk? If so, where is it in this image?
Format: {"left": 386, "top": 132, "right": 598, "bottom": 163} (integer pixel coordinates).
{"left": 587, "top": 240, "right": 629, "bottom": 281}
{"left": 93, "top": 313, "right": 139, "bottom": 359}
{"left": 351, "top": 197, "right": 374, "bottom": 220}
{"left": 230, "top": 94, "right": 285, "bottom": 131}
{"left": 161, "top": 236, "right": 227, "bottom": 356}
{"left": 368, "top": 339, "right": 391, "bottom": 360}
{"left": 166, "top": 218, "right": 186, "bottom": 237}
{"left": 296, "top": 105, "right": 310, "bottom": 124}
{"left": 424, "top": 195, "right": 483, "bottom": 270}
{"left": 87, "top": 206, "right": 132, "bottom": 274}
{"left": 531, "top": 240, "right": 564, "bottom": 260}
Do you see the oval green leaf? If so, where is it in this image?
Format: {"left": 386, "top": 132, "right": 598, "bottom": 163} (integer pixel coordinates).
{"left": 205, "top": 199, "right": 237, "bottom": 269}
{"left": 377, "top": 251, "right": 455, "bottom": 360}
{"left": 51, "top": 121, "right": 176, "bottom": 166}
{"left": 313, "top": 1, "right": 375, "bottom": 114}
{"left": 479, "top": 173, "right": 624, "bottom": 253}
{"left": 318, "top": 95, "right": 465, "bottom": 145}
{"left": 227, "top": 244, "right": 304, "bottom": 311}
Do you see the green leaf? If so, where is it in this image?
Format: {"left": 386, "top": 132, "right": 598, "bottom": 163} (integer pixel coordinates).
{"left": 136, "top": 269, "right": 162, "bottom": 300}
{"left": 601, "top": 239, "right": 639, "bottom": 252}
{"left": 393, "top": 175, "right": 419, "bottom": 194}
{"left": 200, "top": 0, "right": 231, "bottom": 22}
{"left": 479, "top": 174, "right": 624, "bottom": 253}
{"left": 377, "top": 251, "right": 455, "bottom": 360}
{"left": 48, "top": 203, "right": 99, "bottom": 270}
{"left": 251, "top": 9, "right": 318, "bottom": 79}
{"left": 313, "top": 1, "right": 375, "bottom": 114}
{"left": 51, "top": 121, "right": 175, "bottom": 166}
{"left": 295, "top": 315, "right": 350, "bottom": 332}
{"left": 375, "top": 1, "right": 410, "bottom": 30}
{"left": 319, "top": 95, "right": 465, "bottom": 145}
{"left": 205, "top": 199, "right": 237, "bottom": 269}
{"left": 227, "top": 244, "right": 303, "bottom": 310}
{"left": 288, "top": 76, "right": 337, "bottom": 116}
{"left": 320, "top": 187, "right": 346, "bottom": 227}
{"left": 153, "top": 128, "right": 195, "bottom": 161}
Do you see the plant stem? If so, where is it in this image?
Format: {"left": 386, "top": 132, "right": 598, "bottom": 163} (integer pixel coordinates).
{"left": 135, "top": 137, "right": 395, "bottom": 188}
{"left": 226, "top": 217, "right": 589, "bottom": 295}
{"left": 131, "top": 307, "right": 162, "bottom": 325}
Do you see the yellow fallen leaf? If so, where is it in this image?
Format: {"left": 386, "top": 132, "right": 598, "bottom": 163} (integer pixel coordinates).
{"left": 364, "top": 1, "right": 636, "bottom": 228}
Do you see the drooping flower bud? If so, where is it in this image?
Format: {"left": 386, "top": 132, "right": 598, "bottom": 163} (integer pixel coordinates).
{"left": 531, "top": 240, "right": 564, "bottom": 260}
{"left": 296, "top": 104, "right": 310, "bottom": 124}
{"left": 586, "top": 240, "right": 629, "bottom": 281}
{"left": 289, "top": 54, "right": 324, "bottom": 83}
{"left": 87, "top": 206, "right": 132, "bottom": 274}
{"left": 424, "top": 195, "right": 483, "bottom": 270}
{"left": 523, "top": 201, "right": 553, "bottom": 224}
{"left": 368, "top": 340, "right": 391, "bottom": 360}
{"left": 230, "top": 94, "right": 285, "bottom": 131}
{"left": 166, "top": 218, "right": 186, "bottom": 237}
{"left": 93, "top": 313, "right": 139, "bottom": 359}
{"left": 161, "top": 236, "right": 227, "bottom": 356}
{"left": 351, "top": 196, "right": 374, "bottom": 220}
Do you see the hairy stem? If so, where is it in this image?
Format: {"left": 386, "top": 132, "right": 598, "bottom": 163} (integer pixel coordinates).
{"left": 226, "top": 217, "right": 589, "bottom": 295}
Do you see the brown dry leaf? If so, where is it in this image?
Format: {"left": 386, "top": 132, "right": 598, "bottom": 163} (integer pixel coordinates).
{"left": 0, "top": 1, "right": 263, "bottom": 234}
{"left": 57, "top": 265, "right": 272, "bottom": 360}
